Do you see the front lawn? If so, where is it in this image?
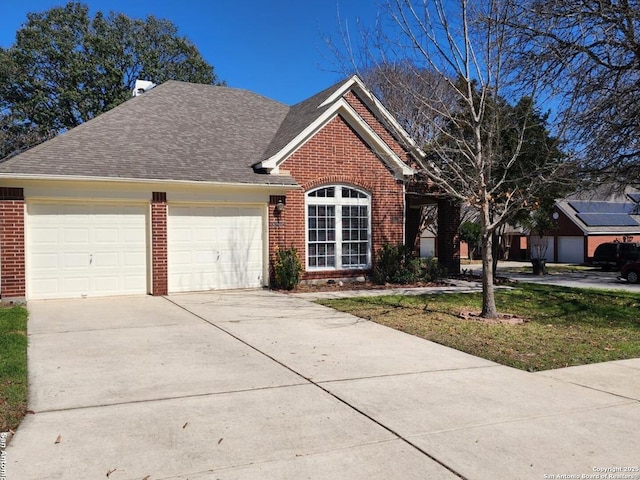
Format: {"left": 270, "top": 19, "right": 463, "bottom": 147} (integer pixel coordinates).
{"left": 0, "top": 305, "right": 28, "bottom": 431}
{"left": 317, "top": 283, "right": 640, "bottom": 371}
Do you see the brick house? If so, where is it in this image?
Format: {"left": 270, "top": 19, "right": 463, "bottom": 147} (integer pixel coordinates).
{"left": 537, "top": 187, "right": 640, "bottom": 264}
{"left": 0, "top": 76, "right": 457, "bottom": 301}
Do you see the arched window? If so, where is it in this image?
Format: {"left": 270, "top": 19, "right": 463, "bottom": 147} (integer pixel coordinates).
{"left": 306, "top": 185, "right": 371, "bottom": 270}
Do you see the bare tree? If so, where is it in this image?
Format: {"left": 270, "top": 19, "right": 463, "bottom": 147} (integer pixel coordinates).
{"left": 331, "top": 0, "right": 568, "bottom": 317}
{"left": 504, "top": 0, "right": 640, "bottom": 187}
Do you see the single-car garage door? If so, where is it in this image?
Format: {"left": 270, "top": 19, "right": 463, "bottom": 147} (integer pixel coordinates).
{"left": 27, "top": 202, "right": 148, "bottom": 299}
{"left": 168, "top": 205, "right": 264, "bottom": 292}
{"left": 558, "top": 236, "right": 585, "bottom": 264}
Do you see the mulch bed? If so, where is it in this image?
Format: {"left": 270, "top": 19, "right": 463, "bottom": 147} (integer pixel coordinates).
{"left": 287, "top": 279, "right": 451, "bottom": 294}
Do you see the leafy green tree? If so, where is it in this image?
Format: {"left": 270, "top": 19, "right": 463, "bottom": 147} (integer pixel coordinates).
{"left": 0, "top": 1, "right": 222, "bottom": 159}
{"left": 460, "top": 221, "right": 481, "bottom": 260}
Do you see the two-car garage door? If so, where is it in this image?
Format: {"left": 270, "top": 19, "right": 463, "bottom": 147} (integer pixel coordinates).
{"left": 25, "top": 201, "right": 264, "bottom": 299}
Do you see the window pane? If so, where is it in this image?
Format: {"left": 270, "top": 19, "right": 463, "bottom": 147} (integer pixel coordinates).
{"left": 307, "top": 187, "right": 368, "bottom": 270}
{"left": 343, "top": 187, "right": 366, "bottom": 198}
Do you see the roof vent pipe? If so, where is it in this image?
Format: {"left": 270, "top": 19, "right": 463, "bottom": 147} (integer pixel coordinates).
{"left": 132, "top": 80, "right": 157, "bottom": 97}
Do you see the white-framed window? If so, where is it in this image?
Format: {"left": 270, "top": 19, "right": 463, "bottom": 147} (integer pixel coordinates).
{"left": 306, "top": 185, "right": 371, "bottom": 270}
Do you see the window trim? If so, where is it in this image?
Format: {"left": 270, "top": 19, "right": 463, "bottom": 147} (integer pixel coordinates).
{"left": 305, "top": 185, "right": 372, "bottom": 271}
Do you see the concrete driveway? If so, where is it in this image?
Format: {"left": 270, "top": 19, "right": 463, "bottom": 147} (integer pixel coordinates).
{"left": 7, "top": 290, "right": 640, "bottom": 480}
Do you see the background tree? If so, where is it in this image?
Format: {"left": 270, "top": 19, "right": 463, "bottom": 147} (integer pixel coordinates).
{"left": 331, "top": 0, "right": 571, "bottom": 317}
{"left": 504, "top": 0, "right": 640, "bottom": 187}
{"left": 460, "top": 221, "right": 481, "bottom": 259}
{"left": 0, "top": 1, "right": 222, "bottom": 159}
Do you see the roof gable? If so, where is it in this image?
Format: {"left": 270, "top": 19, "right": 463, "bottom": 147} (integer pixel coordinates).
{"left": 256, "top": 75, "right": 415, "bottom": 179}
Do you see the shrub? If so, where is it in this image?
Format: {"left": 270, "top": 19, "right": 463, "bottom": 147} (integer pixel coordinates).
{"left": 374, "top": 244, "right": 445, "bottom": 284}
{"left": 273, "top": 246, "right": 303, "bottom": 290}
{"left": 373, "top": 243, "right": 421, "bottom": 284}
{"left": 420, "top": 257, "right": 445, "bottom": 282}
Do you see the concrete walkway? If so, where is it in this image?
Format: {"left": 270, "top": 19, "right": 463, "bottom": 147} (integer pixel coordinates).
{"left": 7, "top": 290, "right": 640, "bottom": 479}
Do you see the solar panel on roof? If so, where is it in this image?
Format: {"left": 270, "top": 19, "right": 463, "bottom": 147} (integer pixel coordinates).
{"left": 576, "top": 213, "right": 640, "bottom": 227}
{"left": 569, "top": 201, "right": 636, "bottom": 214}
{"left": 629, "top": 193, "right": 640, "bottom": 203}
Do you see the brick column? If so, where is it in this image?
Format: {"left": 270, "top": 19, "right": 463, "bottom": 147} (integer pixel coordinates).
{"left": 437, "top": 198, "right": 460, "bottom": 275}
{"left": 404, "top": 202, "right": 422, "bottom": 254}
{"left": 151, "top": 192, "right": 168, "bottom": 296}
{"left": 0, "top": 188, "right": 26, "bottom": 302}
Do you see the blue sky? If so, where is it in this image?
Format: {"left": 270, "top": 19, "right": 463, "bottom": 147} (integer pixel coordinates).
{"left": 0, "top": 0, "right": 381, "bottom": 105}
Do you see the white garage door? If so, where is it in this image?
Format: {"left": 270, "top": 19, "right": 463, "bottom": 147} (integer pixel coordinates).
{"left": 558, "top": 236, "right": 585, "bottom": 264}
{"left": 27, "top": 202, "right": 147, "bottom": 299}
{"left": 168, "top": 205, "right": 264, "bottom": 292}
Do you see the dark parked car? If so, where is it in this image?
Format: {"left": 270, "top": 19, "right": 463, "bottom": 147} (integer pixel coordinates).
{"left": 621, "top": 260, "right": 640, "bottom": 284}
{"left": 592, "top": 242, "right": 640, "bottom": 270}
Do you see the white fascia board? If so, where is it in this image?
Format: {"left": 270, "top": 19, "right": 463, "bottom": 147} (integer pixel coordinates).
{"left": 260, "top": 98, "right": 415, "bottom": 178}
{"left": 320, "top": 75, "right": 426, "bottom": 159}
{"left": 0, "top": 173, "right": 299, "bottom": 190}
{"left": 318, "top": 76, "right": 359, "bottom": 108}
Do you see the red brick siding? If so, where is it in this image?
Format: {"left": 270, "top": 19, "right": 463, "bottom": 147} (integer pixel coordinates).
{"left": 270, "top": 112, "right": 406, "bottom": 281}
{"left": 0, "top": 200, "right": 26, "bottom": 299}
{"left": 344, "top": 91, "right": 412, "bottom": 163}
{"left": 151, "top": 194, "right": 168, "bottom": 295}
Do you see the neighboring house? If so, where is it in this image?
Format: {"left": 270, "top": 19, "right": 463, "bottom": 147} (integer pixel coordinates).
{"left": 0, "top": 76, "right": 459, "bottom": 301}
{"left": 534, "top": 187, "right": 640, "bottom": 264}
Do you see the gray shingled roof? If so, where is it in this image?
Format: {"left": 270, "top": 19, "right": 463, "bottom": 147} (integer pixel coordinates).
{"left": 260, "top": 79, "right": 350, "bottom": 161}
{"left": 0, "top": 81, "right": 299, "bottom": 186}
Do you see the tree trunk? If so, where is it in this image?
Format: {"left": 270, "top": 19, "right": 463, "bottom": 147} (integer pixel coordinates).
{"left": 480, "top": 204, "right": 498, "bottom": 318}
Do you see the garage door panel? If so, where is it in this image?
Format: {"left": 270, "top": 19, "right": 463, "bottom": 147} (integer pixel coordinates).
{"left": 30, "top": 253, "right": 58, "bottom": 269}
{"left": 64, "top": 228, "right": 90, "bottom": 244}
{"left": 123, "top": 229, "right": 146, "bottom": 243}
{"left": 27, "top": 202, "right": 147, "bottom": 299}
{"left": 94, "top": 228, "right": 119, "bottom": 243}
{"left": 558, "top": 236, "right": 584, "bottom": 264}
{"left": 195, "top": 228, "right": 216, "bottom": 241}
{"left": 64, "top": 252, "right": 90, "bottom": 268}
{"left": 64, "top": 277, "right": 90, "bottom": 294}
{"left": 168, "top": 205, "right": 264, "bottom": 292}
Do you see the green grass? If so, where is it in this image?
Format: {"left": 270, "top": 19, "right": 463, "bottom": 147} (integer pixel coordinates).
{"left": 0, "top": 306, "right": 28, "bottom": 431}
{"left": 317, "top": 283, "right": 640, "bottom": 371}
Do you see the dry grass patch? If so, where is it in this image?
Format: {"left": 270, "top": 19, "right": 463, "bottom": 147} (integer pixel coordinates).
{"left": 317, "top": 283, "right": 640, "bottom": 371}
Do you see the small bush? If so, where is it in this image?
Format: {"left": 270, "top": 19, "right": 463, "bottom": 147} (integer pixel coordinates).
{"left": 373, "top": 243, "right": 420, "bottom": 284}
{"left": 273, "top": 246, "right": 303, "bottom": 290}
{"left": 420, "top": 257, "right": 445, "bottom": 281}
{"left": 374, "top": 244, "right": 444, "bottom": 285}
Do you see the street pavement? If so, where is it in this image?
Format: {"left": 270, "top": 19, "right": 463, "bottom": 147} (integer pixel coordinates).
{"left": 487, "top": 261, "right": 640, "bottom": 293}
